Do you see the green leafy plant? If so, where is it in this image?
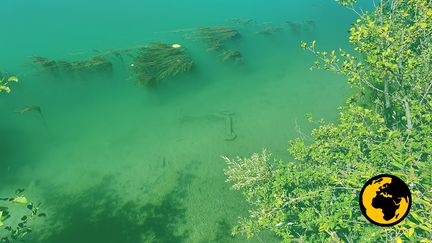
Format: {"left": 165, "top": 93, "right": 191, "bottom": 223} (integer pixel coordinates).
{"left": 0, "top": 189, "right": 45, "bottom": 242}
{"left": 225, "top": 1, "right": 432, "bottom": 242}
{"left": 301, "top": 0, "right": 432, "bottom": 130}
{"left": 0, "top": 72, "right": 18, "bottom": 93}
{"left": 225, "top": 104, "right": 431, "bottom": 242}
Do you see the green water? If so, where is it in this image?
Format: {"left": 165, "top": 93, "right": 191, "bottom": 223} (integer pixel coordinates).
{"left": 1, "top": 1, "right": 356, "bottom": 242}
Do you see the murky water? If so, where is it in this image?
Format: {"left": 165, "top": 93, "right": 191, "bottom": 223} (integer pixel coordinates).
{"left": 0, "top": 1, "right": 356, "bottom": 242}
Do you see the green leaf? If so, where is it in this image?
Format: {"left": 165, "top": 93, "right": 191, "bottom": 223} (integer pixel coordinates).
{"left": 7, "top": 76, "right": 18, "bottom": 82}
{"left": 11, "top": 196, "right": 28, "bottom": 205}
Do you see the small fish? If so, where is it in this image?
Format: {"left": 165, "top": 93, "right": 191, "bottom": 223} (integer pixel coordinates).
{"left": 16, "top": 105, "right": 45, "bottom": 120}
{"left": 16, "top": 105, "right": 41, "bottom": 114}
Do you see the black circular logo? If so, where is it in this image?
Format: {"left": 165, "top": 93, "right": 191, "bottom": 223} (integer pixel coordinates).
{"left": 359, "top": 174, "right": 412, "bottom": 226}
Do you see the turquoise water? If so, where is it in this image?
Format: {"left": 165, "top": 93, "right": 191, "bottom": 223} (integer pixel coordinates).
{"left": 1, "top": 1, "right": 356, "bottom": 242}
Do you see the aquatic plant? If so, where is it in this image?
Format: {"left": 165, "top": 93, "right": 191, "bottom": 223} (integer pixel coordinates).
{"left": 32, "top": 42, "right": 193, "bottom": 85}
{"left": 191, "top": 26, "right": 241, "bottom": 52}
{"left": 195, "top": 27, "right": 244, "bottom": 63}
{"left": 219, "top": 49, "right": 243, "bottom": 64}
{"left": 225, "top": 0, "right": 432, "bottom": 242}
{"left": 286, "top": 21, "right": 302, "bottom": 36}
{"left": 303, "top": 20, "right": 316, "bottom": 34}
{"left": 90, "top": 44, "right": 149, "bottom": 61}
{"left": 130, "top": 43, "right": 193, "bottom": 86}
{"left": 228, "top": 18, "right": 284, "bottom": 36}
{"left": 286, "top": 20, "right": 317, "bottom": 37}
{"left": 228, "top": 18, "right": 257, "bottom": 26}
{"left": 175, "top": 26, "right": 244, "bottom": 63}
{"left": 75, "top": 56, "right": 112, "bottom": 75}
{"left": 31, "top": 56, "right": 59, "bottom": 74}
{"left": 255, "top": 25, "right": 283, "bottom": 36}
{"left": 31, "top": 55, "right": 113, "bottom": 77}
{"left": 0, "top": 189, "right": 45, "bottom": 242}
{"left": 0, "top": 72, "right": 18, "bottom": 93}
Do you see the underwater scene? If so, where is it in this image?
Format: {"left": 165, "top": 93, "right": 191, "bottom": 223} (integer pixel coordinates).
{"left": 4, "top": 0, "right": 430, "bottom": 242}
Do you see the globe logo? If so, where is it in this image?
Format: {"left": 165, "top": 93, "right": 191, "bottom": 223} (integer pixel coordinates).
{"left": 359, "top": 174, "right": 412, "bottom": 226}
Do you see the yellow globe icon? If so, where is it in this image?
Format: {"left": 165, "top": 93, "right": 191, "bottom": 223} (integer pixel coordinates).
{"left": 359, "top": 174, "right": 412, "bottom": 226}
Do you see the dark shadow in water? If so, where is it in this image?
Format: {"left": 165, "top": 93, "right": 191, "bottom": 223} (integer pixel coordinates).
{"left": 209, "top": 219, "right": 236, "bottom": 243}
{"left": 138, "top": 171, "right": 193, "bottom": 243}
{"left": 0, "top": 126, "right": 46, "bottom": 188}
{"left": 32, "top": 169, "right": 196, "bottom": 243}
{"left": 0, "top": 127, "right": 30, "bottom": 168}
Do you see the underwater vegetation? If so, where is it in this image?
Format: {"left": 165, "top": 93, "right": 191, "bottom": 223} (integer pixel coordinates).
{"left": 20, "top": 17, "right": 319, "bottom": 90}
{"left": 286, "top": 20, "right": 316, "bottom": 37}
{"left": 194, "top": 26, "right": 243, "bottom": 63}
{"left": 219, "top": 49, "right": 243, "bottom": 64}
{"left": 228, "top": 18, "right": 285, "bottom": 37}
{"left": 254, "top": 25, "right": 283, "bottom": 36}
{"left": 31, "top": 56, "right": 58, "bottom": 74}
{"left": 31, "top": 55, "right": 113, "bottom": 78}
{"left": 228, "top": 18, "right": 257, "bottom": 26}
{"left": 188, "top": 26, "right": 241, "bottom": 52}
{"left": 130, "top": 43, "right": 194, "bottom": 87}
{"left": 181, "top": 26, "right": 244, "bottom": 63}
{"left": 228, "top": 18, "right": 283, "bottom": 33}
{"left": 0, "top": 72, "right": 18, "bottom": 93}
{"left": 26, "top": 19, "right": 315, "bottom": 87}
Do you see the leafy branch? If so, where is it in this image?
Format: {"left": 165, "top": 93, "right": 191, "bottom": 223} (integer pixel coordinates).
{"left": 0, "top": 72, "right": 18, "bottom": 93}
{"left": 0, "top": 189, "right": 45, "bottom": 242}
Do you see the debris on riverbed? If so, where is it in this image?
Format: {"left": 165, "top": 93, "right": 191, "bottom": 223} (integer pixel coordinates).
{"left": 179, "top": 110, "right": 237, "bottom": 141}
{"left": 220, "top": 111, "right": 237, "bottom": 141}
